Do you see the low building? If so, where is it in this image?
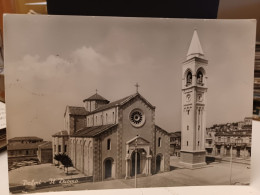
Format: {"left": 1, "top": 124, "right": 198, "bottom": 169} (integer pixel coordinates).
{"left": 169, "top": 131, "right": 181, "bottom": 156}
{"left": 8, "top": 142, "right": 42, "bottom": 164}
{"left": 52, "top": 130, "right": 69, "bottom": 164}
{"left": 38, "top": 142, "right": 53, "bottom": 163}
{"left": 205, "top": 128, "right": 216, "bottom": 156}
{"left": 206, "top": 117, "right": 252, "bottom": 159}
{"left": 8, "top": 136, "right": 43, "bottom": 145}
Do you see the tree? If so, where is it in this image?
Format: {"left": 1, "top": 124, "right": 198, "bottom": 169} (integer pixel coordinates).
{"left": 60, "top": 153, "right": 73, "bottom": 174}
{"left": 54, "top": 153, "right": 63, "bottom": 166}
{"left": 53, "top": 153, "right": 73, "bottom": 174}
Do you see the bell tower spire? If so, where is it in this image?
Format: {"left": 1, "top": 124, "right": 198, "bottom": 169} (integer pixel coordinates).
{"left": 180, "top": 29, "right": 208, "bottom": 168}
{"left": 186, "top": 29, "right": 205, "bottom": 60}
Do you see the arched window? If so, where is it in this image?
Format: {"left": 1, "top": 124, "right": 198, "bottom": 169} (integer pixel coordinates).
{"left": 107, "top": 139, "right": 111, "bottom": 150}
{"left": 186, "top": 71, "right": 192, "bottom": 86}
{"left": 187, "top": 125, "right": 189, "bottom": 130}
{"left": 106, "top": 113, "right": 108, "bottom": 124}
{"left": 158, "top": 137, "right": 161, "bottom": 147}
{"left": 112, "top": 112, "right": 115, "bottom": 123}
{"left": 197, "top": 70, "right": 203, "bottom": 85}
{"left": 198, "top": 141, "right": 200, "bottom": 146}
{"left": 187, "top": 141, "right": 189, "bottom": 146}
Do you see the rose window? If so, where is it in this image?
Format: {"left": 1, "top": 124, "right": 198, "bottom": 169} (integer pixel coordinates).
{"left": 129, "top": 109, "right": 145, "bottom": 127}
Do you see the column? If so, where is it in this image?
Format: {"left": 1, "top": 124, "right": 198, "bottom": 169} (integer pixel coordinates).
{"left": 148, "top": 156, "right": 152, "bottom": 175}
{"left": 125, "top": 159, "right": 130, "bottom": 179}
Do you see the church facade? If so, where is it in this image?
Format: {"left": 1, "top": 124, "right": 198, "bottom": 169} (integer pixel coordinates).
{"left": 53, "top": 92, "right": 170, "bottom": 181}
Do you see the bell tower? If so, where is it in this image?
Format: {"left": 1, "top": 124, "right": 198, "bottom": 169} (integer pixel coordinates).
{"left": 180, "top": 30, "right": 208, "bottom": 168}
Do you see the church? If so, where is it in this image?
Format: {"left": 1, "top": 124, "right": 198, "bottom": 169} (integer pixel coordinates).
{"left": 53, "top": 90, "right": 170, "bottom": 181}
{"left": 52, "top": 29, "right": 208, "bottom": 181}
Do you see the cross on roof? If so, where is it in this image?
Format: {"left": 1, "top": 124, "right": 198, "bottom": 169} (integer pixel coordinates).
{"left": 135, "top": 83, "right": 140, "bottom": 93}
{"left": 95, "top": 89, "right": 98, "bottom": 94}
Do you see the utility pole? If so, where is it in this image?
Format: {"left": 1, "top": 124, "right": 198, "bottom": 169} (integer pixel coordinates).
{"left": 229, "top": 145, "right": 233, "bottom": 184}
{"left": 135, "top": 135, "right": 138, "bottom": 188}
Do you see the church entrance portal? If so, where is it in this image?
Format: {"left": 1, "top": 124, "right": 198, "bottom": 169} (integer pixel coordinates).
{"left": 125, "top": 136, "right": 152, "bottom": 178}
{"left": 104, "top": 158, "right": 112, "bottom": 179}
{"left": 131, "top": 151, "right": 141, "bottom": 176}
{"left": 156, "top": 155, "right": 161, "bottom": 173}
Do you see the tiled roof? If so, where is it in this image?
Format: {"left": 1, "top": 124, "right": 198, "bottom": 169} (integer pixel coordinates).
{"left": 91, "top": 95, "right": 132, "bottom": 113}
{"left": 67, "top": 106, "right": 88, "bottom": 116}
{"left": 89, "top": 93, "right": 155, "bottom": 115}
{"left": 155, "top": 125, "right": 169, "bottom": 135}
{"left": 83, "top": 93, "right": 109, "bottom": 102}
{"left": 8, "top": 136, "right": 43, "bottom": 142}
{"left": 8, "top": 142, "right": 43, "bottom": 151}
{"left": 52, "top": 130, "right": 69, "bottom": 137}
{"left": 71, "top": 124, "right": 118, "bottom": 137}
{"left": 38, "top": 141, "right": 52, "bottom": 149}
{"left": 169, "top": 133, "right": 178, "bottom": 138}
{"left": 174, "top": 131, "right": 181, "bottom": 136}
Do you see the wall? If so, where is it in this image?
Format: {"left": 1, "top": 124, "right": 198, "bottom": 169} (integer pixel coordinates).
{"left": 155, "top": 129, "right": 170, "bottom": 172}
{"left": 100, "top": 127, "right": 118, "bottom": 180}
{"left": 39, "top": 148, "right": 52, "bottom": 163}
{"left": 69, "top": 137, "right": 94, "bottom": 176}
{"left": 8, "top": 149, "right": 37, "bottom": 157}
{"left": 86, "top": 107, "right": 118, "bottom": 127}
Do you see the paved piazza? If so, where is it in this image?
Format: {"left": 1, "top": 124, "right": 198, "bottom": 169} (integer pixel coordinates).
{"left": 28, "top": 156, "right": 251, "bottom": 193}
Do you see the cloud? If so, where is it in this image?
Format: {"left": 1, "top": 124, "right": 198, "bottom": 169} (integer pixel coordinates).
{"left": 71, "top": 46, "right": 115, "bottom": 74}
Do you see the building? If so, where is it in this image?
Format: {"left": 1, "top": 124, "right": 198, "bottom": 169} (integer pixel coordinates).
{"left": 53, "top": 92, "right": 170, "bottom": 181}
{"left": 169, "top": 131, "right": 181, "bottom": 156}
{"left": 8, "top": 142, "right": 43, "bottom": 165}
{"left": 180, "top": 30, "right": 207, "bottom": 168}
{"left": 52, "top": 130, "right": 69, "bottom": 164}
{"left": 7, "top": 136, "right": 54, "bottom": 165}
{"left": 8, "top": 136, "right": 44, "bottom": 161}
{"left": 205, "top": 127, "right": 216, "bottom": 156}
{"left": 207, "top": 117, "right": 252, "bottom": 159}
{"left": 8, "top": 136, "right": 43, "bottom": 145}
{"left": 38, "top": 141, "right": 53, "bottom": 163}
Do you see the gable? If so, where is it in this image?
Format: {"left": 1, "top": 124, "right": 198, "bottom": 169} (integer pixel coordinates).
{"left": 64, "top": 106, "right": 88, "bottom": 117}
{"left": 120, "top": 93, "right": 155, "bottom": 111}
{"left": 126, "top": 136, "right": 150, "bottom": 146}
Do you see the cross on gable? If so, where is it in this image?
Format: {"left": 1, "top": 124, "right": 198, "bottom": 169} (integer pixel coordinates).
{"left": 135, "top": 83, "right": 140, "bottom": 93}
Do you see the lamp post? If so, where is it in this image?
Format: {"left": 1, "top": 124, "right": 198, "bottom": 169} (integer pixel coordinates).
{"left": 135, "top": 135, "right": 138, "bottom": 188}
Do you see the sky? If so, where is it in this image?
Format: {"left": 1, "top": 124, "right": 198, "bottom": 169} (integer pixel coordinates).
{"left": 4, "top": 15, "right": 256, "bottom": 141}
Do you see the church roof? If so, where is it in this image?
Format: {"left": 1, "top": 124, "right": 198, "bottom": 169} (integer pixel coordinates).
{"left": 83, "top": 93, "right": 109, "bottom": 103}
{"left": 155, "top": 125, "right": 170, "bottom": 135}
{"left": 186, "top": 30, "right": 205, "bottom": 60}
{"left": 65, "top": 106, "right": 88, "bottom": 116}
{"left": 88, "top": 93, "right": 155, "bottom": 115}
{"left": 71, "top": 124, "right": 118, "bottom": 137}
